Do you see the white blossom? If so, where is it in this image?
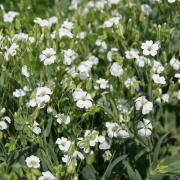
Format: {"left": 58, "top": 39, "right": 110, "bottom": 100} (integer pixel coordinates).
{"left": 169, "top": 57, "right": 180, "bottom": 70}
{"left": 63, "top": 49, "right": 77, "bottom": 65}
{"left": 25, "top": 155, "right": 40, "bottom": 168}
{"left": 4, "top": 43, "right": 19, "bottom": 61}
{"left": 135, "top": 96, "right": 153, "bottom": 114}
{"left": 73, "top": 88, "right": 93, "bottom": 109}
{"left": 34, "top": 16, "right": 58, "bottom": 27}
{"left": 0, "top": 121, "right": 8, "bottom": 130}
{"left": 39, "top": 48, "right": 56, "bottom": 65}
{"left": 96, "top": 78, "right": 110, "bottom": 89}
{"left": 102, "top": 16, "right": 121, "bottom": 28}
{"left": 152, "top": 61, "right": 164, "bottom": 74}
{"left": 175, "top": 73, "right": 180, "bottom": 83}
{"left": 3, "top": 11, "right": 19, "bottom": 23}
{"left": 107, "top": 48, "right": 118, "bottom": 62}
{"left": 137, "top": 119, "right": 152, "bottom": 137}
{"left": 107, "top": 0, "right": 120, "bottom": 5}
{"left": 110, "top": 62, "right": 123, "bottom": 77}
{"left": 21, "top": 65, "right": 30, "bottom": 77}
{"left": 141, "top": 40, "right": 159, "bottom": 56}
{"left": 13, "top": 89, "right": 26, "bottom": 98}
{"left": 59, "top": 20, "right": 74, "bottom": 39}
{"left": 56, "top": 137, "right": 71, "bottom": 153}
{"left": 125, "top": 48, "right": 139, "bottom": 60}
{"left": 141, "top": 4, "right": 152, "bottom": 15}
{"left": 38, "top": 171, "right": 56, "bottom": 180}
{"left": 152, "top": 74, "right": 166, "bottom": 85}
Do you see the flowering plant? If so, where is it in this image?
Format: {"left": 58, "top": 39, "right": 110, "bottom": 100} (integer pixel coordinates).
{"left": 0, "top": 0, "right": 180, "bottom": 179}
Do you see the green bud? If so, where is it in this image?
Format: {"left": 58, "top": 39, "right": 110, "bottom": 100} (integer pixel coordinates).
{"left": 86, "top": 151, "right": 94, "bottom": 165}
{"left": 67, "top": 159, "right": 76, "bottom": 174}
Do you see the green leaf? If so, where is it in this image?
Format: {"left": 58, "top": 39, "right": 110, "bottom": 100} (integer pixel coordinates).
{"left": 123, "top": 161, "right": 142, "bottom": 180}
{"left": 82, "top": 165, "right": 97, "bottom": 180}
{"left": 152, "top": 133, "right": 169, "bottom": 170}
{"left": 103, "top": 155, "right": 127, "bottom": 179}
{"left": 45, "top": 118, "right": 53, "bottom": 137}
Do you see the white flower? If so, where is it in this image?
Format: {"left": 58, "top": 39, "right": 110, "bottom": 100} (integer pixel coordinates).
{"left": 168, "top": 0, "right": 176, "bottom": 3}
{"left": 125, "top": 48, "right": 139, "bottom": 60}
{"left": 3, "top": 11, "right": 19, "bottom": 23}
{"left": 2, "top": 116, "right": 11, "bottom": 123}
{"left": 141, "top": 40, "right": 159, "bottom": 56}
{"left": 59, "top": 20, "right": 74, "bottom": 39}
{"left": 29, "top": 121, "right": 41, "bottom": 135}
{"left": 32, "top": 126, "right": 41, "bottom": 135}
{"left": 106, "top": 122, "right": 129, "bottom": 139}
{"left": 22, "top": 86, "right": 31, "bottom": 93}
{"left": 39, "top": 48, "right": 56, "bottom": 65}
{"left": 96, "top": 78, "right": 109, "bottom": 89}
{"left": 26, "top": 99, "right": 37, "bottom": 107}
{"left": 69, "top": 0, "right": 81, "bottom": 10}
{"left": 55, "top": 113, "right": 64, "bottom": 124}
{"left": 76, "top": 32, "right": 86, "bottom": 39}
{"left": 35, "top": 86, "right": 52, "bottom": 106}
{"left": 152, "top": 74, "right": 166, "bottom": 85}
{"left": 38, "top": 171, "right": 56, "bottom": 180}
{"left": 93, "top": 1, "right": 107, "bottom": 10}
{"left": 169, "top": 57, "right": 180, "bottom": 70}
{"left": 135, "top": 96, "right": 153, "bottom": 114}
{"left": 62, "top": 155, "right": 71, "bottom": 164}
{"left": 66, "top": 66, "right": 78, "bottom": 78}
{"left": 56, "top": 137, "right": 71, "bottom": 153}
{"left": 108, "top": 0, "right": 120, "bottom": 5}
{"left": 175, "top": 73, "right": 180, "bottom": 83}
{"left": 117, "top": 129, "right": 130, "bottom": 138}
{"left": 99, "top": 140, "right": 111, "bottom": 150}
{"left": 124, "top": 76, "right": 137, "bottom": 89}
{"left": 107, "top": 48, "right": 118, "bottom": 62}
{"left": 0, "top": 121, "right": 8, "bottom": 130}
{"left": 88, "top": 56, "right": 99, "bottom": 65}
{"left": 78, "top": 61, "right": 92, "bottom": 80}
{"left": 25, "top": 155, "right": 40, "bottom": 168}
{"left": 135, "top": 56, "right": 145, "bottom": 67}
{"left": 59, "top": 28, "right": 73, "bottom": 39}
{"left": 102, "top": 16, "right": 121, "bottom": 28}
{"left": 152, "top": 61, "right": 164, "bottom": 74}
{"left": 162, "top": 94, "right": 170, "bottom": 103}
{"left": 110, "top": 62, "right": 123, "bottom": 77}
{"left": 95, "top": 40, "right": 107, "bottom": 52}
{"left": 105, "top": 122, "right": 119, "bottom": 138}
{"left": 4, "top": 43, "right": 19, "bottom": 61}
{"left": 13, "top": 89, "right": 26, "bottom": 98}
{"left": 63, "top": 49, "right": 77, "bottom": 65}
{"left": 21, "top": 65, "right": 30, "bottom": 77}
{"left": 12, "top": 33, "right": 35, "bottom": 43}
{"left": 34, "top": 16, "right": 57, "bottom": 27}
{"left": 55, "top": 114, "right": 70, "bottom": 125}
{"left": 29, "top": 37, "right": 35, "bottom": 43}
{"left": 73, "top": 151, "right": 85, "bottom": 160}
{"left": 27, "top": 86, "right": 52, "bottom": 108}
{"left": 73, "top": 88, "right": 93, "bottom": 109}
{"left": 137, "top": 119, "right": 152, "bottom": 137}
{"left": 141, "top": 4, "right": 152, "bottom": 16}
{"left": 47, "top": 106, "right": 54, "bottom": 114}
{"left": 61, "top": 20, "right": 74, "bottom": 30}
{"left": 12, "top": 33, "right": 29, "bottom": 42}
{"left": 156, "top": 89, "right": 170, "bottom": 104}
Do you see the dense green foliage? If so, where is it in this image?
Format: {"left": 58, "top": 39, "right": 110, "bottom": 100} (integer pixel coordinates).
{"left": 0, "top": 0, "right": 180, "bottom": 179}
